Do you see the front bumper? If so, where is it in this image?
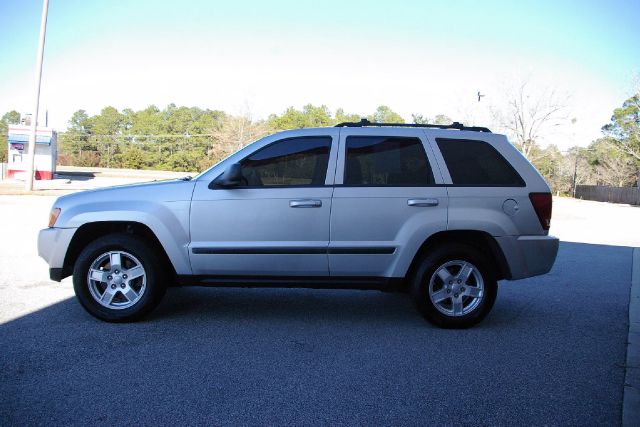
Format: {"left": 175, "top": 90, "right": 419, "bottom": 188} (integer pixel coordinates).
{"left": 38, "top": 227, "right": 78, "bottom": 281}
{"left": 49, "top": 268, "right": 65, "bottom": 281}
{"left": 495, "top": 235, "right": 559, "bottom": 280}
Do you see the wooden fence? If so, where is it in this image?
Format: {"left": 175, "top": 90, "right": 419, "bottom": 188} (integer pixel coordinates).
{"left": 575, "top": 185, "right": 640, "bottom": 205}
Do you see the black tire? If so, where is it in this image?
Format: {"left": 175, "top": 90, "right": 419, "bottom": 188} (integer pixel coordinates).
{"left": 72, "top": 233, "right": 167, "bottom": 322}
{"left": 411, "top": 243, "right": 497, "bottom": 328}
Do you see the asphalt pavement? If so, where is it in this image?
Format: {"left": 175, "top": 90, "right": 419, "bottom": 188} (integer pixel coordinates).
{"left": 0, "top": 196, "right": 636, "bottom": 426}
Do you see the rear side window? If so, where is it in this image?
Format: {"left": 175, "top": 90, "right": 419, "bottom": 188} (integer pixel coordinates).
{"left": 344, "top": 136, "right": 434, "bottom": 186}
{"left": 240, "top": 136, "right": 331, "bottom": 186}
{"left": 436, "top": 138, "right": 525, "bottom": 186}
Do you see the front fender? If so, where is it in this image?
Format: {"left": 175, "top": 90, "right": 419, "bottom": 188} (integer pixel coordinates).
{"left": 59, "top": 200, "right": 192, "bottom": 275}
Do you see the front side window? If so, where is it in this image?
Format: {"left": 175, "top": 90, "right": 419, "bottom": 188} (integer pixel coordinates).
{"left": 436, "top": 138, "right": 525, "bottom": 186}
{"left": 240, "top": 136, "right": 331, "bottom": 187}
{"left": 344, "top": 136, "right": 434, "bottom": 186}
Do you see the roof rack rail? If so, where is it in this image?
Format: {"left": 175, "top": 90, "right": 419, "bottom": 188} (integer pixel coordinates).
{"left": 334, "top": 118, "right": 491, "bottom": 133}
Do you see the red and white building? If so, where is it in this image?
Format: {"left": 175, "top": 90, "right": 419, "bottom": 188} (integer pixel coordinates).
{"left": 7, "top": 125, "right": 57, "bottom": 180}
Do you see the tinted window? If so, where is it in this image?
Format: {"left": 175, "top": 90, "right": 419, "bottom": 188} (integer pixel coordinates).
{"left": 344, "top": 136, "right": 434, "bottom": 186}
{"left": 240, "top": 136, "right": 331, "bottom": 186}
{"left": 436, "top": 138, "right": 525, "bottom": 186}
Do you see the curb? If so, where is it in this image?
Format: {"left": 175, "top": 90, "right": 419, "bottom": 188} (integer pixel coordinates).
{"left": 623, "top": 247, "right": 640, "bottom": 426}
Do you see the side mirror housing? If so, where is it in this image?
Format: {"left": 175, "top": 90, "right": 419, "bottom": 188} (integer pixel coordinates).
{"left": 210, "top": 163, "right": 243, "bottom": 189}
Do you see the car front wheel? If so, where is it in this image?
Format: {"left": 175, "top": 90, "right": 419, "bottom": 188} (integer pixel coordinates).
{"left": 72, "top": 234, "right": 167, "bottom": 322}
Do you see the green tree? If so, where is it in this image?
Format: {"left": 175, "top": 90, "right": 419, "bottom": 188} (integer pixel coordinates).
{"left": 368, "top": 105, "right": 404, "bottom": 123}
{"left": 58, "top": 109, "right": 105, "bottom": 166}
{"left": 58, "top": 110, "right": 94, "bottom": 163}
{"left": 129, "top": 105, "right": 164, "bottom": 136}
{"left": 601, "top": 93, "right": 640, "bottom": 164}
{"left": 119, "top": 146, "right": 146, "bottom": 169}
{"left": 2, "top": 111, "right": 20, "bottom": 125}
{"left": 0, "top": 121, "right": 6, "bottom": 163}
{"left": 268, "top": 104, "right": 334, "bottom": 130}
{"left": 335, "top": 108, "right": 360, "bottom": 124}
{"left": 0, "top": 110, "right": 21, "bottom": 163}
{"left": 160, "top": 151, "right": 200, "bottom": 172}
{"left": 69, "top": 110, "right": 90, "bottom": 131}
{"left": 89, "top": 106, "right": 125, "bottom": 168}
{"left": 412, "top": 114, "right": 452, "bottom": 125}
{"left": 91, "top": 106, "right": 123, "bottom": 136}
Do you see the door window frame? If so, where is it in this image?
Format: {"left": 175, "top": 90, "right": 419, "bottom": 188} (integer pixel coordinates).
{"left": 208, "top": 132, "right": 339, "bottom": 190}
{"left": 334, "top": 128, "right": 446, "bottom": 186}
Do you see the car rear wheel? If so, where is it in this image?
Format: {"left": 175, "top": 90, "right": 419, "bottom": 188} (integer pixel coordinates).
{"left": 411, "top": 243, "right": 497, "bottom": 328}
{"left": 73, "top": 234, "right": 167, "bottom": 322}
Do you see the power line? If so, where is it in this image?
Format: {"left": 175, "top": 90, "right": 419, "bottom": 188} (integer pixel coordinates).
{"left": 61, "top": 133, "right": 218, "bottom": 138}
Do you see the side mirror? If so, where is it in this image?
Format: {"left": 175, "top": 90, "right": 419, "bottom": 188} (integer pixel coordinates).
{"left": 210, "top": 163, "right": 243, "bottom": 189}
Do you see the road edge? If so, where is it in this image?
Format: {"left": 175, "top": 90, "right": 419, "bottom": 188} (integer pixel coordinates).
{"left": 623, "top": 247, "right": 640, "bottom": 427}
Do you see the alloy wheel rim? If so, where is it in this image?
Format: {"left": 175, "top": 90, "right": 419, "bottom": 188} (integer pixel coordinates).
{"left": 87, "top": 251, "right": 147, "bottom": 310}
{"left": 428, "top": 260, "right": 484, "bottom": 317}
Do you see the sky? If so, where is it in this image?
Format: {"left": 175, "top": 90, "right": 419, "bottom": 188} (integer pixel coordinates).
{"left": 0, "top": 0, "right": 638, "bottom": 150}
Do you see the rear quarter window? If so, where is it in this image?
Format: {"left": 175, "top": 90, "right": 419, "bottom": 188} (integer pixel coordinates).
{"left": 436, "top": 138, "right": 525, "bottom": 187}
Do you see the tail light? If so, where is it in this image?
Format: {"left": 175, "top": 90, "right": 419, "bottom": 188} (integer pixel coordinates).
{"left": 529, "top": 193, "right": 552, "bottom": 230}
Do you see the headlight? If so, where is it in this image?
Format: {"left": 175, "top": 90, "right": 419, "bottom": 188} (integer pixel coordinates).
{"left": 48, "top": 208, "right": 61, "bottom": 228}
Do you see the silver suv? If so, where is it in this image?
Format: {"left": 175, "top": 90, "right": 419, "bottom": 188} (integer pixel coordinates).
{"left": 38, "top": 120, "right": 558, "bottom": 328}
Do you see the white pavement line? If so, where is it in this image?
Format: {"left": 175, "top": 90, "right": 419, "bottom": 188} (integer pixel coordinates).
{"left": 623, "top": 247, "right": 640, "bottom": 427}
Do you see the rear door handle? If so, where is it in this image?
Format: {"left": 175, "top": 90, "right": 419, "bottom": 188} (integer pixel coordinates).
{"left": 408, "top": 198, "right": 439, "bottom": 207}
{"left": 290, "top": 199, "right": 322, "bottom": 208}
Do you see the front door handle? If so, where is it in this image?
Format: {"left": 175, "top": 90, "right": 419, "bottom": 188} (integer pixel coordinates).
{"left": 408, "top": 198, "right": 439, "bottom": 207}
{"left": 290, "top": 199, "right": 322, "bottom": 208}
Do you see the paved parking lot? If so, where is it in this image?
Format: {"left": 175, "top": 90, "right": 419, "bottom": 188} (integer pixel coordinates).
{"left": 0, "top": 194, "right": 638, "bottom": 425}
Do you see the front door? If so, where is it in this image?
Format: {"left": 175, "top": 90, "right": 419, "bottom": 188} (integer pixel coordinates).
{"left": 189, "top": 131, "right": 338, "bottom": 276}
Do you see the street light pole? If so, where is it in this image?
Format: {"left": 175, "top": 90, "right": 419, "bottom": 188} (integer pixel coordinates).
{"left": 25, "top": 0, "right": 50, "bottom": 191}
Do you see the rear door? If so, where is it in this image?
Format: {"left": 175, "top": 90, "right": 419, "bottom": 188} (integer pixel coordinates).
{"left": 329, "top": 128, "right": 448, "bottom": 278}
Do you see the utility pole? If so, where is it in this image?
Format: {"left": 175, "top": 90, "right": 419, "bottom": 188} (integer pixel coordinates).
{"left": 569, "top": 118, "right": 579, "bottom": 198}
{"left": 25, "top": 0, "right": 50, "bottom": 191}
{"left": 572, "top": 151, "right": 579, "bottom": 198}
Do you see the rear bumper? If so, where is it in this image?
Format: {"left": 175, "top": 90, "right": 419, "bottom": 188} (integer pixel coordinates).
{"left": 496, "top": 235, "right": 559, "bottom": 280}
{"left": 38, "top": 227, "right": 77, "bottom": 281}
